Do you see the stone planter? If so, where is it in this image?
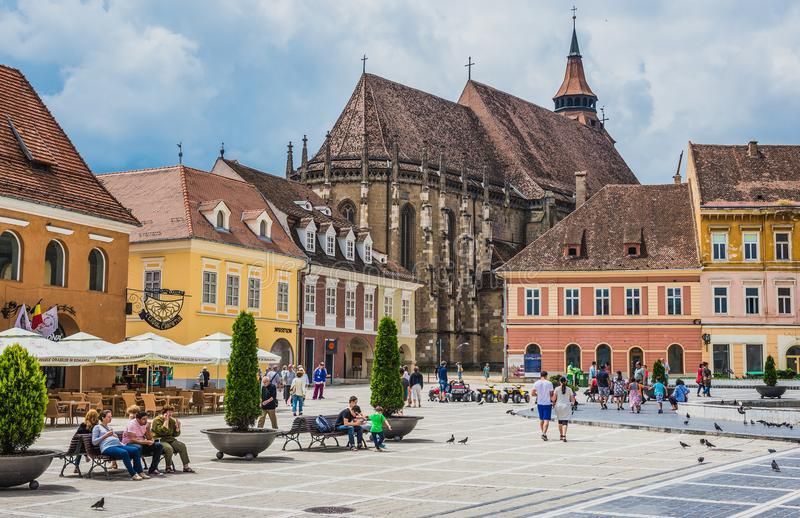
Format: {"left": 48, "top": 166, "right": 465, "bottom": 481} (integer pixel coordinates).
{"left": 756, "top": 386, "right": 787, "bottom": 399}
{"left": 384, "top": 416, "right": 423, "bottom": 441}
{"left": 0, "top": 450, "right": 56, "bottom": 489}
{"left": 201, "top": 428, "right": 279, "bottom": 460}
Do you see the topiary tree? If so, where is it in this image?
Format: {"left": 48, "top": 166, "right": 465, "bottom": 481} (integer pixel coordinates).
{"left": 764, "top": 355, "right": 778, "bottom": 387}
{"left": 370, "top": 316, "right": 404, "bottom": 416}
{"left": 0, "top": 344, "right": 48, "bottom": 454}
{"left": 652, "top": 359, "right": 666, "bottom": 384}
{"left": 225, "top": 312, "right": 261, "bottom": 432}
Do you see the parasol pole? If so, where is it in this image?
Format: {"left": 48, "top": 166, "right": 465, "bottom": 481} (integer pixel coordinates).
{"left": 79, "top": 365, "right": 83, "bottom": 392}
{"left": 146, "top": 364, "right": 150, "bottom": 394}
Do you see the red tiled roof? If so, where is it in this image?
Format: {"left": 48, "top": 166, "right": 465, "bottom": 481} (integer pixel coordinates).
{"left": 0, "top": 65, "right": 138, "bottom": 226}
{"left": 553, "top": 56, "right": 596, "bottom": 98}
{"left": 98, "top": 165, "right": 305, "bottom": 258}
{"left": 500, "top": 184, "right": 699, "bottom": 272}
{"left": 690, "top": 143, "right": 800, "bottom": 207}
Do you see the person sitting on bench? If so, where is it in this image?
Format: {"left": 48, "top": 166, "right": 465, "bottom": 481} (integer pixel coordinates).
{"left": 335, "top": 396, "right": 364, "bottom": 451}
{"left": 91, "top": 410, "right": 148, "bottom": 481}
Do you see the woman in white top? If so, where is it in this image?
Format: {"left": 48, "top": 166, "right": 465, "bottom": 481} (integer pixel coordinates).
{"left": 551, "top": 377, "right": 576, "bottom": 442}
{"left": 290, "top": 368, "right": 308, "bottom": 416}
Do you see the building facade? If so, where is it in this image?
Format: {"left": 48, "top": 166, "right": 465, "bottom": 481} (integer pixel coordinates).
{"left": 212, "top": 158, "right": 421, "bottom": 380}
{"left": 687, "top": 142, "right": 800, "bottom": 375}
{"left": 100, "top": 165, "right": 307, "bottom": 386}
{"left": 499, "top": 184, "right": 702, "bottom": 378}
{"left": 0, "top": 65, "right": 139, "bottom": 388}
{"left": 288, "top": 17, "right": 638, "bottom": 368}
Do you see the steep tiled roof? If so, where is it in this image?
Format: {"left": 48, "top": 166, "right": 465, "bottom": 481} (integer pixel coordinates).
{"left": 98, "top": 165, "right": 304, "bottom": 258}
{"left": 553, "top": 56, "right": 596, "bottom": 98}
{"left": 0, "top": 65, "right": 138, "bottom": 226}
{"left": 306, "top": 73, "right": 637, "bottom": 199}
{"left": 500, "top": 184, "right": 699, "bottom": 272}
{"left": 690, "top": 143, "right": 800, "bottom": 207}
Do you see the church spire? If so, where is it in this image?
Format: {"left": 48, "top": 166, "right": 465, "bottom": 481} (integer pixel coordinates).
{"left": 285, "top": 141, "right": 294, "bottom": 178}
{"left": 553, "top": 7, "right": 600, "bottom": 128}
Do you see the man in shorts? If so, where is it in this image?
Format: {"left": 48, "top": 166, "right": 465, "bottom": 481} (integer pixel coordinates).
{"left": 531, "top": 371, "right": 554, "bottom": 441}
{"left": 596, "top": 364, "right": 611, "bottom": 410}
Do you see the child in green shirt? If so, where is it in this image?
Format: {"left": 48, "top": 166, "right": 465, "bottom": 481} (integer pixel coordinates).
{"left": 368, "top": 406, "right": 393, "bottom": 451}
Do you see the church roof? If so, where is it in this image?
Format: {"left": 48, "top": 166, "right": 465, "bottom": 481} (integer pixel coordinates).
{"left": 308, "top": 73, "right": 636, "bottom": 199}
{"left": 553, "top": 56, "right": 596, "bottom": 98}
{"left": 499, "top": 184, "right": 699, "bottom": 272}
{"left": 689, "top": 142, "right": 800, "bottom": 207}
{"left": 0, "top": 65, "right": 138, "bottom": 227}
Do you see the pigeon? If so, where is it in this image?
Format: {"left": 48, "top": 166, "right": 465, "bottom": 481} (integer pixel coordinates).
{"left": 705, "top": 440, "right": 716, "bottom": 448}
{"left": 772, "top": 460, "right": 781, "bottom": 472}
{"left": 768, "top": 448, "right": 777, "bottom": 454}
{"left": 714, "top": 423, "right": 723, "bottom": 432}
{"left": 751, "top": 420, "right": 755, "bottom": 425}
{"left": 679, "top": 441, "right": 690, "bottom": 449}
{"left": 446, "top": 434, "right": 455, "bottom": 444}
{"left": 737, "top": 406, "right": 746, "bottom": 415}
{"left": 697, "top": 457, "right": 705, "bottom": 464}
{"left": 458, "top": 437, "right": 469, "bottom": 445}
{"left": 686, "top": 413, "right": 691, "bottom": 419}
{"left": 505, "top": 409, "right": 514, "bottom": 414}
{"left": 684, "top": 420, "right": 689, "bottom": 425}
{"left": 91, "top": 498, "right": 105, "bottom": 510}
{"left": 700, "top": 438, "right": 706, "bottom": 445}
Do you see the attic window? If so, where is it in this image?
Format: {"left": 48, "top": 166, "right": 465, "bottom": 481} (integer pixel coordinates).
{"left": 305, "top": 228, "right": 316, "bottom": 252}
{"left": 6, "top": 116, "right": 53, "bottom": 170}
{"left": 215, "top": 210, "right": 229, "bottom": 231}
{"left": 346, "top": 238, "right": 355, "bottom": 260}
{"left": 295, "top": 200, "right": 313, "bottom": 211}
{"left": 259, "top": 220, "right": 268, "bottom": 237}
{"left": 326, "top": 234, "right": 335, "bottom": 256}
{"left": 315, "top": 206, "right": 332, "bottom": 216}
{"left": 566, "top": 246, "right": 579, "bottom": 258}
{"left": 626, "top": 245, "right": 640, "bottom": 257}
{"left": 364, "top": 242, "right": 372, "bottom": 263}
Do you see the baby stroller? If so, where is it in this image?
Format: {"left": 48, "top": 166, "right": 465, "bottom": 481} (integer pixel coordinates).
{"left": 583, "top": 378, "right": 598, "bottom": 403}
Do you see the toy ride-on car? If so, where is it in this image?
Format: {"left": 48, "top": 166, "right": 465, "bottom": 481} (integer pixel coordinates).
{"left": 447, "top": 380, "right": 474, "bottom": 402}
{"left": 475, "top": 384, "right": 503, "bottom": 403}
{"left": 502, "top": 384, "right": 530, "bottom": 404}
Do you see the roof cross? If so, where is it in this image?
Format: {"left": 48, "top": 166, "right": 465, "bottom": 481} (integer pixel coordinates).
{"left": 177, "top": 142, "right": 183, "bottom": 165}
{"left": 465, "top": 56, "right": 475, "bottom": 81}
{"left": 361, "top": 54, "right": 368, "bottom": 74}
{"left": 571, "top": 5, "right": 578, "bottom": 25}
{"left": 600, "top": 106, "right": 609, "bottom": 127}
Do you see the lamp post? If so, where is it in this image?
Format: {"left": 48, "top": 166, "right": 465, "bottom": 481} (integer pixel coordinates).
{"left": 702, "top": 333, "right": 711, "bottom": 353}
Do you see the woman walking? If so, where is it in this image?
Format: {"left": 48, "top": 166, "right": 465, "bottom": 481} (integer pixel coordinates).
{"left": 552, "top": 377, "right": 576, "bottom": 442}
{"left": 612, "top": 371, "right": 626, "bottom": 411}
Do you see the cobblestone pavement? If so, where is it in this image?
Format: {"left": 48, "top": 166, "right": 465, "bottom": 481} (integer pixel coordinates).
{"left": 2, "top": 385, "right": 799, "bottom": 517}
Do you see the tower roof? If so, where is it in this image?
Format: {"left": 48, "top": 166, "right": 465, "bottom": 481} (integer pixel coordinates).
{"left": 554, "top": 17, "right": 596, "bottom": 100}
{"left": 569, "top": 24, "right": 581, "bottom": 57}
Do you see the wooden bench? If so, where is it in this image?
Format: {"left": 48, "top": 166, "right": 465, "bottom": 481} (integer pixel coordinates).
{"left": 55, "top": 433, "right": 88, "bottom": 477}
{"left": 80, "top": 434, "right": 116, "bottom": 479}
{"left": 280, "top": 414, "right": 361, "bottom": 450}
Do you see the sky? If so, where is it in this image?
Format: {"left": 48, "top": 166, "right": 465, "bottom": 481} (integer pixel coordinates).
{"left": 1, "top": 0, "right": 798, "bottom": 185}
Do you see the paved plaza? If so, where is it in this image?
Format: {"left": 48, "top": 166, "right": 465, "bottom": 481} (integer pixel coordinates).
{"left": 3, "top": 385, "right": 800, "bottom": 517}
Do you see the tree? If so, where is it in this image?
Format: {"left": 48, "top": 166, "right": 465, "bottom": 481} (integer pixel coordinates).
{"left": 764, "top": 355, "right": 778, "bottom": 387}
{"left": 0, "top": 344, "right": 48, "bottom": 454}
{"left": 370, "top": 316, "right": 404, "bottom": 415}
{"left": 652, "top": 359, "right": 666, "bottom": 384}
{"left": 225, "top": 312, "right": 261, "bottom": 432}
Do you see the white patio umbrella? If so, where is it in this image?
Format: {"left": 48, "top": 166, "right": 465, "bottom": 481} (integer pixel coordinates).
{"left": 60, "top": 332, "right": 114, "bottom": 391}
{"left": 95, "top": 332, "right": 213, "bottom": 392}
{"left": 186, "top": 332, "right": 281, "bottom": 386}
{"left": 0, "top": 328, "right": 91, "bottom": 365}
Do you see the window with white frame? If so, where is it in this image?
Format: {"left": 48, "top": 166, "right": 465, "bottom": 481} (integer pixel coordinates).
{"left": 595, "top": 288, "right": 610, "bottom": 316}
{"left": 226, "top": 274, "right": 240, "bottom": 306}
{"left": 364, "top": 243, "right": 372, "bottom": 263}
{"left": 713, "top": 286, "right": 728, "bottom": 315}
{"left": 305, "top": 228, "right": 316, "bottom": 252}
{"left": 775, "top": 232, "right": 791, "bottom": 261}
{"left": 565, "top": 288, "right": 579, "bottom": 316}
{"left": 745, "top": 286, "right": 760, "bottom": 315}
{"left": 667, "top": 287, "right": 682, "bottom": 315}
{"left": 304, "top": 283, "right": 316, "bottom": 313}
{"left": 325, "top": 285, "right": 337, "bottom": 315}
{"left": 144, "top": 269, "right": 161, "bottom": 296}
{"left": 384, "top": 293, "right": 394, "bottom": 317}
{"left": 364, "top": 290, "right": 374, "bottom": 320}
{"left": 525, "top": 288, "right": 540, "bottom": 316}
{"left": 401, "top": 298, "right": 410, "bottom": 324}
{"left": 325, "top": 234, "right": 335, "bottom": 256}
{"left": 712, "top": 232, "right": 728, "bottom": 261}
{"left": 277, "top": 278, "right": 289, "bottom": 313}
{"left": 345, "top": 288, "right": 356, "bottom": 318}
{"left": 778, "top": 286, "right": 793, "bottom": 315}
{"left": 743, "top": 232, "right": 759, "bottom": 261}
{"left": 625, "top": 288, "right": 640, "bottom": 316}
{"left": 248, "top": 277, "right": 261, "bottom": 309}
{"left": 346, "top": 239, "right": 354, "bottom": 260}
{"left": 202, "top": 271, "right": 217, "bottom": 304}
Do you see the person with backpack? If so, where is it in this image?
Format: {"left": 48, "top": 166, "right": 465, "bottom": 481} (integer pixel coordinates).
{"left": 702, "top": 362, "right": 713, "bottom": 397}
{"left": 335, "top": 395, "right": 364, "bottom": 450}
{"left": 257, "top": 375, "right": 278, "bottom": 429}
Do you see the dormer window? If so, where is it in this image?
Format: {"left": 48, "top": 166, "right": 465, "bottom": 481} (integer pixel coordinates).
{"left": 565, "top": 246, "right": 580, "bottom": 258}
{"left": 241, "top": 209, "right": 272, "bottom": 239}
{"left": 315, "top": 206, "right": 332, "bottom": 216}
{"left": 200, "top": 200, "right": 231, "bottom": 232}
{"left": 364, "top": 242, "right": 372, "bottom": 263}
{"left": 346, "top": 239, "right": 355, "bottom": 260}
{"left": 306, "top": 228, "right": 316, "bottom": 252}
{"left": 626, "top": 244, "right": 640, "bottom": 257}
{"left": 216, "top": 211, "right": 225, "bottom": 229}
{"left": 326, "top": 234, "right": 335, "bottom": 256}
{"left": 294, "top": 200, "right": 313, "bottom": 211}
{"left": 259, "top": 220, "right": 268, "bottom": 237}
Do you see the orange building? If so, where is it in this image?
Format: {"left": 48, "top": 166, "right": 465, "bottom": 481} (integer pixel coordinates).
{"left": 0, "top": 65, "right": 139, "bottom": 388}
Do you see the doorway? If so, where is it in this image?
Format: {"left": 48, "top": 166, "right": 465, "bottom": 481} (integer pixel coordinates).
{"left": 304, "top": 338, "right": 314, "bottom": 371}
{"left": 628, "top": 347, "right": 644, "bottom": 378}
{"left": 786, "top": 346, "right": 800, "bottom": 373}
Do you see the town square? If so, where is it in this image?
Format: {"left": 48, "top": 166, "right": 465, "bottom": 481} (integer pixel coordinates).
{"left": 1, "top": 1, "right": 799, "bottom": 516}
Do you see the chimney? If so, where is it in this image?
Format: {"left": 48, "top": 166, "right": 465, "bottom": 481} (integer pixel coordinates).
{"left": 574, "top": 171, "right": 587, "bottom": 206}
{"left": 747, "top": 140, "right": 759, "bottom": 158}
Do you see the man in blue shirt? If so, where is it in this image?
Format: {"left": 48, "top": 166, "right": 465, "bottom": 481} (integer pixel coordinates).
{"left": 437, "top": 361, "right": 448, "bottom": 402}
{"left": 312, "top": 362, "right": 327, "bottom": 400}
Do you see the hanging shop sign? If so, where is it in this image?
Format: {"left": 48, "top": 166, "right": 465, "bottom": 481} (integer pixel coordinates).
{"left": 126, "top": 288, "right": 186, "bottom": 330}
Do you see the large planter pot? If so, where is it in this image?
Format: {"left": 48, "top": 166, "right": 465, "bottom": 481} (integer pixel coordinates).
{"left": 0, "top": 450, "right": 56, "bottom": 489}
{"left": 384, "top": 416, "right": 423, "bottom": 441}
{"left": 201, "top": 428, "right": 279, "bottom": 460}
{"left": 756, "top": 386, "right": 787, "bottom": 399}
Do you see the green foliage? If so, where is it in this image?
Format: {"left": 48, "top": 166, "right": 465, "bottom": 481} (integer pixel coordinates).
{"left": 0, "top": 344, "right": 48, "bottom": 454}
{"left": 652, "top": 360, "right": 666, "bottom": 384}
{"left": 764, "top": 355, "right": 778, "bottom": 387}
{"left": 777, "top": 368, "right": 798, "bottom": 380}
{"left": 225, "top": 312, "right": 261, "bottom": 431}
{"left": 370, "top": 317, "right": 404, "bottom": 415}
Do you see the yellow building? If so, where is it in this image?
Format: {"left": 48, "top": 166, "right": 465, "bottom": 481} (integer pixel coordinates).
{"left": 100, "top": 165, "right": 307, "bottom": 387}
{"left": 687, "top": 141, "right": 800, "bottom": 375}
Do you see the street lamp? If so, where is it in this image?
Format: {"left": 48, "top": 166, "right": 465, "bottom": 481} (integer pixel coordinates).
{"left": 702, "top": 333, "right": 711, "bottom": 353}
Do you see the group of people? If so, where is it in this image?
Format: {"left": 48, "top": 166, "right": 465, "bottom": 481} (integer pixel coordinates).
{"left": 334, "top": 395, "right": 393, "bottom": 451}
{"left": 585, "top": 360, "right": 691, "bottom": 415}
{"left": 76, "top": 404, "right": 194, "bottom": 481}
{"left": 695, "top": 362, "right": 713, "bottom": 397}
{"left": 401, "top": 365, "right": 425, "bottom": 407}
{"left": 258, "top": 362, "right": 330, "bottom": 418}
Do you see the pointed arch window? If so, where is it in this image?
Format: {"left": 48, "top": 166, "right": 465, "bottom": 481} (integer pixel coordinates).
{"left": 400, "top": 204, "right": 416, "bottom": 271}
{"left": 0, "top": 231, "right": 21, "bottom": 281}
{"left": 44, "top": 240, "right": 66, "bottom": 287}
{"left": 338, "top": 199, "right": 357, "bottom": 226}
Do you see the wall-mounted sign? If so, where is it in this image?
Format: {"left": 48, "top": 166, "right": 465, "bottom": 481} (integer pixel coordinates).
{"left": 127, "top": 288, "right": 186, "bottom": 331}
{"left": 274, "top": 327, "right": 293, "bottom": 333}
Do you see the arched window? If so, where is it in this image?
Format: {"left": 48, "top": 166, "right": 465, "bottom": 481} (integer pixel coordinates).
{"left": 629, "top": 347, "right": 644, "bottom": 377}
{"left": 338, "top": 199, "right": 357, "bottom": 226}
{"left": 88, "top": 248, "right": 106, "bottom": 292}
{"left": 259, "top": 220, "right": 268, "bottom": 237}
{"left": 667, "top": 344, "right": 684, "bottom": 374}
{"left": 44, "top": 240, "right": 66, "bottom": 286}
{"left": 216, "top": 211, "right": 225, "bottom": 229}
{"left": 567, "top": 98, "right": 574, "bottom": 107}
{"left": 0, "top": 231, "right": 21, "bottom": 281}
{"left": 596, "top": 344, "right": 612, "bottom": 370}
{"left": 526, "top": 343, "right": 541, "bottom": 355}
{"left": 565, "top": 344, "right": 581, "bottom": 370}
{"left": 788, "top": 346, "right": 800, "bottom": 373}
{"left": 400, "top": 204, "right": 416, "bottom": 271}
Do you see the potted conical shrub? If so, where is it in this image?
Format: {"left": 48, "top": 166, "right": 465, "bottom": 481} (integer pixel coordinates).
{"left": 756, "top": 355, "right": 786, "bottom": 399}
{"left": 202, "top": 312, "right": 279, "bottom": 460}
{"left": 0, "top": 344, "right": 54, "bottom": 489}
{"left": 370, "top": 317, "right": 422, "bottom": 440}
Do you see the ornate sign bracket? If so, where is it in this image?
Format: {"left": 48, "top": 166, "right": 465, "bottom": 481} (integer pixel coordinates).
{"left": 126, "top": 288, "right": 187, "bottom": 330}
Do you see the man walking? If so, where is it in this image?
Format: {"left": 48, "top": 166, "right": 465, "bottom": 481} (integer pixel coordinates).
{"left": 596, "top": 364, "right": 611, "bottom": 410}
{"left": 266, "top": 365, "right": 281, "bottom": 389}
{"left": 257, "top": 375, "right": 278, "bottom": 429}
{"left": 283, "top": 364, "right": 296, "bottom": 405}
{"left": 312, "top": 362, "right": 327, "bottom": 400}
{"left": 531, "top": 371, "right": 554, "bottom": 441}
{"left": 437, "top": 361, "right": 448, "bottom": 402}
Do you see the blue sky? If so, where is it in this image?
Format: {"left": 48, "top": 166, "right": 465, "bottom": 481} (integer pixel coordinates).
{"left": 1, "top": 0, "right": 798, "bottom": 185}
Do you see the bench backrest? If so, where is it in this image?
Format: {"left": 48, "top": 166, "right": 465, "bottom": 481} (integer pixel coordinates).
{"left": 80, "top": 434, "right": 105, "bottom": 459}
{"left": 306, "top": 415, "right": 340, "bottom": 433}
{"left": 67, "top": 433, "right": 88, "bottom": 455}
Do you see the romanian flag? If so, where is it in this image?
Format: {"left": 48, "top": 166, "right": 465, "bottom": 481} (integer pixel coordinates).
{"left": 30, "top": 303, "right": 43, "bottom": 330}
